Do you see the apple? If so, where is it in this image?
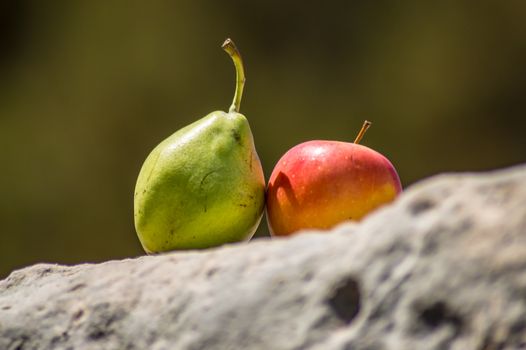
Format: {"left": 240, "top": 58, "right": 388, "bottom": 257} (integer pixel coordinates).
{"left": 266, "top": 121, "right": 402, "bottom": 236}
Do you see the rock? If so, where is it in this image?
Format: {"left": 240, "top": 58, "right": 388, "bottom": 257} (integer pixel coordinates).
{"left": 1, "top": 164, "right": 526, "bottom": 350}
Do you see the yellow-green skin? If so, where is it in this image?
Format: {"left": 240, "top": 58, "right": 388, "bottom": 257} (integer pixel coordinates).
{"left": 134, "top": 111, "right": 265, "bottom": 253}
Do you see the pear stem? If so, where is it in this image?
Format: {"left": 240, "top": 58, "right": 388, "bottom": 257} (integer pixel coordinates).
{"left": 353, "top": 120, "right": 372, "bottom": 144}
{"left": 222, "top": 38, "right": 246, "bottom": 113}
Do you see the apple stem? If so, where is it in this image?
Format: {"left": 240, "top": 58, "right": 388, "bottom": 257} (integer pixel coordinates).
{"left": 353, "top": 120, "right": 372, "bottom": 144}
{"left": 222, "top": 38, "right": 246, "bottom": 113}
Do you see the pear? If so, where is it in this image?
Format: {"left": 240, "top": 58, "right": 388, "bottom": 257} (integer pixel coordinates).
{"left": 134, "top": 39, "right": 265, "bottom": 253}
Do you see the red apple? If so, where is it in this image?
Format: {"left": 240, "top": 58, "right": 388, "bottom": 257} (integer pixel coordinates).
{"left": 266, "top": 121, "right": 402, "bottom": 236}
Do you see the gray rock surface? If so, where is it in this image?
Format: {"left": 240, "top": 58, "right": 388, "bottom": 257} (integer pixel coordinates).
{"left": 1, "top": 164, "right": 526, "bottom": 350}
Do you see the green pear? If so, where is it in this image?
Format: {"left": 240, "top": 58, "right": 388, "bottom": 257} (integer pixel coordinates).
{"left": 134, "top": 39, "right": 265, "bottom": 253}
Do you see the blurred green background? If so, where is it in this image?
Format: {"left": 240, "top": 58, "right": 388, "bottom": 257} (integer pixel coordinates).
{"left": 1, "top": 1, "right": 525, "bottom": 278}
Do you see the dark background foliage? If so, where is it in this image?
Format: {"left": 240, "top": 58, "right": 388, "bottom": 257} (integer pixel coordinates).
{"left": 1, "top": 1, "right": 525, "bottom": 278}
